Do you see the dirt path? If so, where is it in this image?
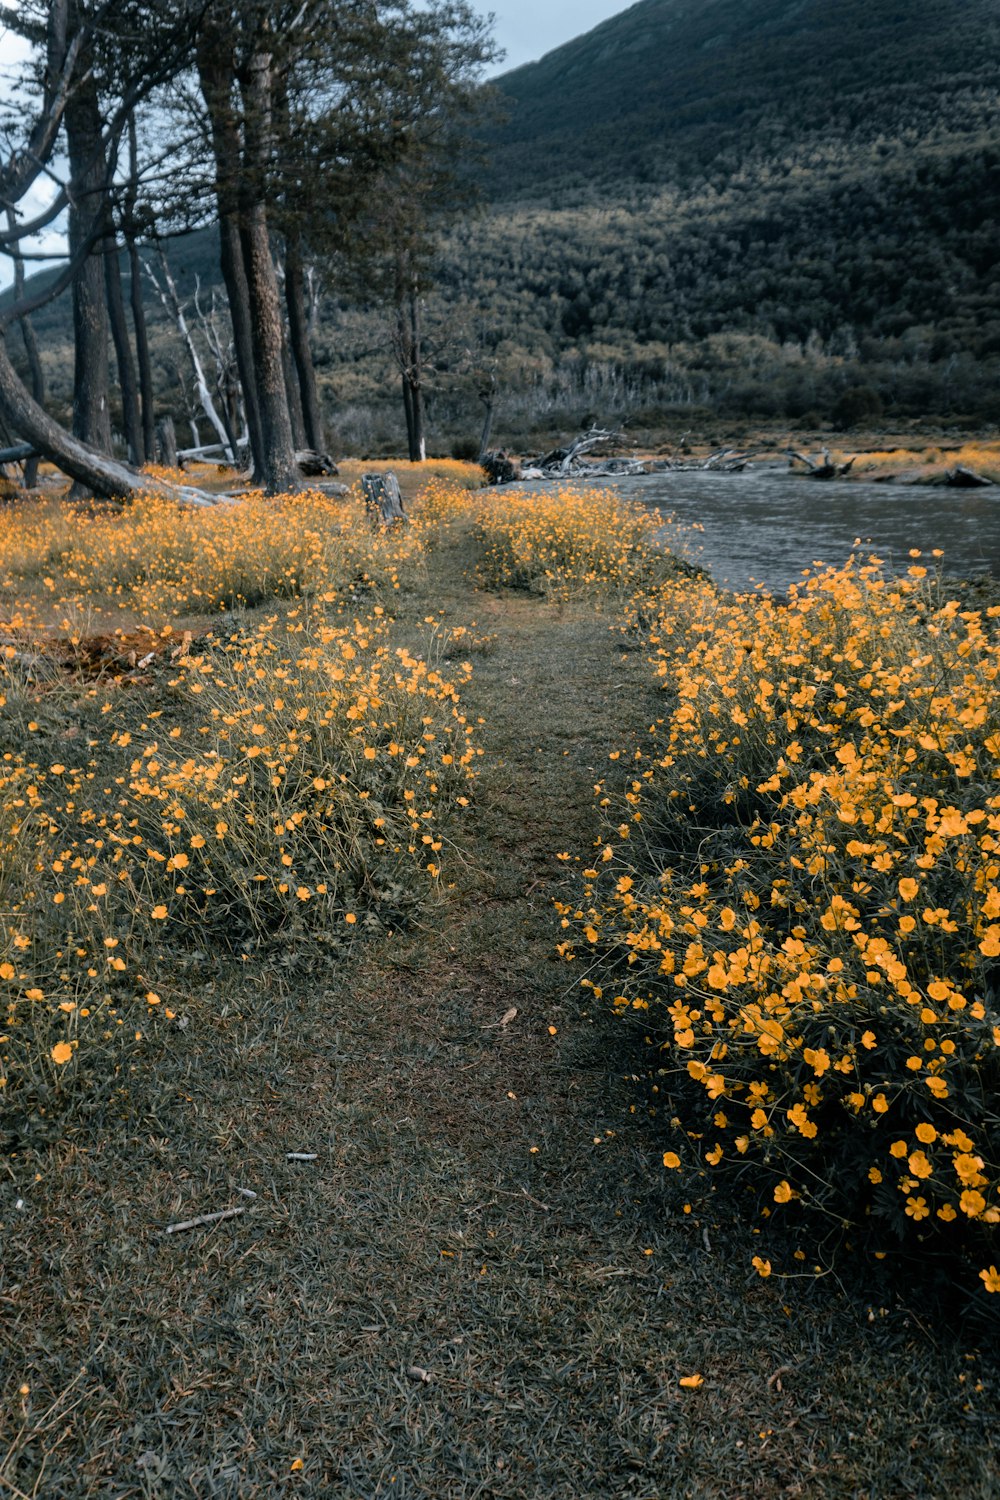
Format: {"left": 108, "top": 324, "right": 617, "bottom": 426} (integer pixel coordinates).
{"left": 2, "top": 560, "right": 998, "bottom": 1498}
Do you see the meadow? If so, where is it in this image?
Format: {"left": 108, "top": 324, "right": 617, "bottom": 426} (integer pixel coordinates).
{"left": 0, "top": 468, "right": 997, "bottom": 1496}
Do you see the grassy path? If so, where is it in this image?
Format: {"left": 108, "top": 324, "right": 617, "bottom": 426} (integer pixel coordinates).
{"left": 2, "top": 541, "right": 998, "bottom": 1498}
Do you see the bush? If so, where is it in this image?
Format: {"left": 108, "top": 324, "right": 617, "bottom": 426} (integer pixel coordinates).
{"left": 472, "top": 485, "right": 695, "bottom": 599}
{"left": 559, "top": 554, "right": 1000, "bottom": 1291}
{"left": 833, "top": 384, "right": 884, "bottom": 428}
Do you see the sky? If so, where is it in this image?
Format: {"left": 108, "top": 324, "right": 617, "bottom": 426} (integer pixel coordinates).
{"left": 483, "top": 0, "right": 633, "bottom": 73}
{"left": 0, "top": 1, "right": 634, "bottom": 291}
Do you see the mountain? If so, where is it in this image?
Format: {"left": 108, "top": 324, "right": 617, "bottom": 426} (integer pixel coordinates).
{"left": 484, "top": 0, "right": 1000, "bottom": 197}
{"left": 5, "top": 0, "right": 1000, "bottom": 454}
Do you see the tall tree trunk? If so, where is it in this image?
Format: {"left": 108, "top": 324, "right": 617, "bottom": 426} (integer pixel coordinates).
{"left": 4, "top": 209, "right": 44, "bottom": 488}
{"left": 127, "top": 235, "right": 156, "bottom": 464}
{"left": 124, "top": 113, "right": 154, "bottom": 464}
{"left": 196, "top": 35, "right": 266, "bottom": 479}
{"left": 64, "top": 18, "right": 112, "bottom": 481}
{"left": 284, "top": 231, "right": 324, "bottom": 450}
{"left": 220, "top": 216, "right": 265, "bottom": 474}
{"left": 237, "top": 48, "right": 299, "bottom": 494}
{"left": 103, "top": 220, "right": 143, "bottom": 465}
{"left": 406, "top": 289, "right": 426, "bottom": 462}
{"left": 280, "top": 311, "right": 307, "bottom": 449}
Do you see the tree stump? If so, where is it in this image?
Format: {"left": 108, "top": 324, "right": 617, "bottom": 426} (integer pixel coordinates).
{"left": 361, "top": 471, "right": 408, "bottom": 526}
{"left": 157, "top": 416, "right": 178, "bottom": 468}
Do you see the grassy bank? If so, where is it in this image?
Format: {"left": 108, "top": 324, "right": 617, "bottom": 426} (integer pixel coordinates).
{"left": 1, "top": 477, "right": 998, "bottom": 1497}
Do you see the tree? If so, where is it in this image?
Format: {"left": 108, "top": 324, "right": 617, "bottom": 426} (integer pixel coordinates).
{"left": 321, "top": 2, "right": 500, "bottom": 459}
{"left": 0, "top": 0, "right": 210, "bottom": 499}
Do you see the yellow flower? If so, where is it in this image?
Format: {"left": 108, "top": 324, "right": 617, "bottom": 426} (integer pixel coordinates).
{"left": 904, "top": 1196, "right": 930, "bottom": 1221}
{"left": 662, "top": 1151, "right": 681, "bottom": 1169}
{"left": 898, "top": 877, "right": 919, "bottom": 900}
{"left": 151, "top": 904, "right": 168, "bottom": 920}
{"left": 960, "top": 1190, "right": 987, "bottom": 1218}
{"left": 979, "top": 1266, "right": 1000, "bottom": 1294}
{"left": 50, "top": 1042, "right": 73, "bottom": 1066}
{"left": 752, "top": 1256, "right": 772, "bottom": 1278}
{"left": 914, "top": 1122, "right": 937, "bottom": 1144}
{"left": 773, "top": 1181, "right": 794, "bottom": 1204}
{"left": 907, "top": 1151, "right": 932, "bottom": 1180}
{"left": 678, "top": 1374, "right": 703, "bottom": 1389}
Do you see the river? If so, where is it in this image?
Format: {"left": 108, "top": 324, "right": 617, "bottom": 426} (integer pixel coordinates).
{"left": 569, "top": 467, "right": 1000, "bottom": 594}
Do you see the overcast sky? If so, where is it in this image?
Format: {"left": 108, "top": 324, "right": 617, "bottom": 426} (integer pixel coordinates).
{"left": 484, "top": 0, "right": 633, "bottom": 73}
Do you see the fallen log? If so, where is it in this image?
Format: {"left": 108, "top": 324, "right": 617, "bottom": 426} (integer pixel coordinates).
{"left": 946, "top": 465, "right": 994, "bottom": 489}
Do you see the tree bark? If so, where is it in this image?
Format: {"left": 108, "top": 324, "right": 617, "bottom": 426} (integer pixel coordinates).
{"left": 237, "top": 49, "right": 299, "bottom": 494}
{"left": 280, "top": 309, "right": 307, "bottom": 449}
{"left": 406, "top": 289, "right": 426, "bottom": 462}
{"left": 124, "top": 113, "right": 154, "bottom": 464}
{"left": 103, "top": 221, "right": 143, "bottom": 465}
{"left": 4, "top": 210, "right": 44, "bottom": 488}
{"left": 127, "top": 235, "right": 156, "bottom": 464}
{"left": 64, "top": 17, "right": 112, "bottom": 475}
{"left": 196, "top": 35, "right": 266, "bottom": 479}
{"left": 284, "top": 231, "right": 324, "bottom": 450}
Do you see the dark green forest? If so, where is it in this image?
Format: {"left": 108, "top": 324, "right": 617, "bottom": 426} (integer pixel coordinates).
{"left": 8, "top": 0, "right": 1000, "bottom": 451}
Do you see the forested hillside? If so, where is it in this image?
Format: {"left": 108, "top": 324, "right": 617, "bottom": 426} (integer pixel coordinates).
{"left": 7, "top": 0, "right": 1000, "bottom": 452}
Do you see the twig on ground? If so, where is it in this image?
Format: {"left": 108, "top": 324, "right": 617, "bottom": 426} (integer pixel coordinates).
{"left": 164, "top": 1206, "right": 246, "bottom": 1235}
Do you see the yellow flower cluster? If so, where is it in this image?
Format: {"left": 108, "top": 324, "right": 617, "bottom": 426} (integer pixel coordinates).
{"left": 0, "top": 488, "right": 416, "bottom": 634}
{"left": 471, "top": 485, "right": 695, "bottom": 599}
{"left": 551, "top": 534, "right": 999, "bottom": 1287}
{"left": 0, "top": 487, "right": 478, "bottom": 1101}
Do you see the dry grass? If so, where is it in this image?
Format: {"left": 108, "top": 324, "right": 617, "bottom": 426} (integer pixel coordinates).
{"left": 0, "top": 487, "right": 997, "bottom": 1497}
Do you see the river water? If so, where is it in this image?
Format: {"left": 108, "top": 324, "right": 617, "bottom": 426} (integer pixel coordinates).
{"left": 562, "top": 467, "right": 1000, "bottom": 594}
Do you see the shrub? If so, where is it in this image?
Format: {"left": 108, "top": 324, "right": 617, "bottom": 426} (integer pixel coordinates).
{"left": 472, "top": 485, "right": 696, "bottom": 599}
{"left": 559, "top": 554, "right": 1000, "bottom": 1290}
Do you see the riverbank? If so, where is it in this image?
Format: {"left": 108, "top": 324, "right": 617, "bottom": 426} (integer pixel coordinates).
{"left": 1, "top": 482, "right": 998, "bottom": 1496}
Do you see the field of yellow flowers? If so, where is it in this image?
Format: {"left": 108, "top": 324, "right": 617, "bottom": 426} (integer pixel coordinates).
{"left": 475, "top": 504, "right": 1000, "bottom": 1297}
{"left": 0, "top": 479, "right": 483, "bottom": 1113}
{"left": 1, "top": 473, "right": 998, "bottom": 1495}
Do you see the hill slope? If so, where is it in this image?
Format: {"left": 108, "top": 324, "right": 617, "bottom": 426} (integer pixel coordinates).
{"left": 485, "top": 0, "right": 1000, "bottom": 196}
{"left": 5, "top": 0, "right": 1000, "bottom": 451}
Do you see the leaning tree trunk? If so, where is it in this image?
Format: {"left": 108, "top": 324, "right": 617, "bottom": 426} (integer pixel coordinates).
{"left": 4, "top": 209, "right": 44, "bottom": 488}
{"left": 196, "top": 36, "right": 266, "bottom": 480}
{"left": 284, "top": 231, "right": 324, "bottom": 451}
{"left": 237, "top": 50, "right": 299, "bottom": 495}
{"left": 64, "top": 23, "right": 112, "bottom": 479}
{"left": 0, "top": 333, "right": 210, "bottom": 502}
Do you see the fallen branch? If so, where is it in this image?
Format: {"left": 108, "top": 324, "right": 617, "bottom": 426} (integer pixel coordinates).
{"left": 164, "top": 1205, "right": 246, "bottom": 1234}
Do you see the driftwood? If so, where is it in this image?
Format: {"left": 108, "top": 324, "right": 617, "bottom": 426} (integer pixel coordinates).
{"left": 651, "top": 449, "right": 750, "bottom": 474}
{"left": 946, "top": 465, "right": 994, "bottom": 489}
{"left": 361, "top": 471, "right": 408, "bottom": 526}
{"left": 786, "top": 447, "right": 856, "bottom": 480}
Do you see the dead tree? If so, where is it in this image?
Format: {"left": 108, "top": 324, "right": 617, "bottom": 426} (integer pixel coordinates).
{"left": 146, "top": 250, "right": 236, "bottom": 462}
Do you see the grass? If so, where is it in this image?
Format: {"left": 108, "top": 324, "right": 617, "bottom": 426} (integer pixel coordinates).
{"left": 0, "top": 487, "right": 998, "bottom": 1496}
